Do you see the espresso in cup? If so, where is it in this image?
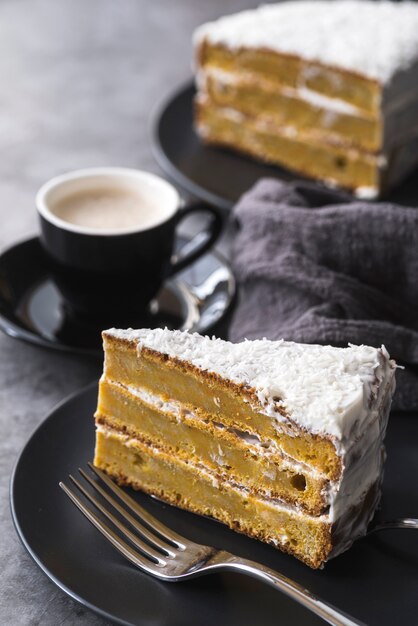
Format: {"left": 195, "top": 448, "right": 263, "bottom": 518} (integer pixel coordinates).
{"left": 36, "top": 168, "right": 222, "bottom": 323}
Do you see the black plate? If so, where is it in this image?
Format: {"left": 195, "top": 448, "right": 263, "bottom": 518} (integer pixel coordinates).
{"left": 10, "top": 383, "right": 418, "bottom": 626}
{"left": 0, "top": 237, "right": 235, "bottom": 356}
{"left": 152, "top": 81, "right": 418, "bottom": 211}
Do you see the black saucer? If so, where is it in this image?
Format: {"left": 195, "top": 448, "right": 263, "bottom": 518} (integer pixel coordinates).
{"left": 0, "top": 237, "right": 235, "bottom": 356}
{"left": 152, "top": 81, "right": 418, "bottom": 211}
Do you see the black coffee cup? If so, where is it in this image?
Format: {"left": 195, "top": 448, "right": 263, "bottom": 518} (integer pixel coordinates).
{"left": 36, "top": 167, "right": 223, "bottom": 324}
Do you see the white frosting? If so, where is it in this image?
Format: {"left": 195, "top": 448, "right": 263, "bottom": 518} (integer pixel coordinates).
{"left": 328, "top": 373, "right": 394, "bottom": 522}
{"left": 105, "top": 328, "right": 395, "bottom": 443}
{"left": 194, "top": 1, "right": 418, "bottom": 82}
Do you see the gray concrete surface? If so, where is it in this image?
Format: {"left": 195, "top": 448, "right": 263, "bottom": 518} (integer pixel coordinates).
{"left": 0, "top": 1, "right": 260, "bottom": 623}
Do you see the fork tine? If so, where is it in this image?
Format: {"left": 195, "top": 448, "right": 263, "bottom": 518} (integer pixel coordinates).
{"left": 69, "top": 474, "right": 168, "bottom": 563}
{"left": 78, "top": 468, "right": 176, "bottom": 556}
{"left": 59, "top": 481, "right": 163, "bottom": 574}
{"left": 88, "top": 462, "right": 187, "bottom": 549}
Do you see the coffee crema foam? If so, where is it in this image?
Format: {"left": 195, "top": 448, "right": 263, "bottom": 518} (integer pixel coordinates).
{"left": 52, "top": 187, "right": 171, "bottom": 232}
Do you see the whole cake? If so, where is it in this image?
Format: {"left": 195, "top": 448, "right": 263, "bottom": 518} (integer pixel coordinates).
{"left": 94, "top": 328, "right": 396, "bottom": 568}
{"left": 193, "top": 0, "right": 418, "bottom": 197}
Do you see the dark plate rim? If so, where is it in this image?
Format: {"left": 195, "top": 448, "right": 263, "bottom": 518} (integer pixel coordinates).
{"left": 0, "top": 235, "right": 235, "bottom": 358}
{"left": 151, "top": 80, "right": 233, "bottom": 212}
{"left": 9, "top": 380, "right": 135, "bottom": 626}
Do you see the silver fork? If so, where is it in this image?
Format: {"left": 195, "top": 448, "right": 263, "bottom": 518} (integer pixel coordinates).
{"left": 59, "top": 464, "right": 416, "bottom": 626}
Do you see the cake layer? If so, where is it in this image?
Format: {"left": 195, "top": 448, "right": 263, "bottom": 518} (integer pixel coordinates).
{"left": 96, "top": 378, "right": 329, "bottom": 515}
{"left": 194, "top": 2, "right": 418, "bottom": 113}
{"left": 103, "top": 333, "right": 343, "bottom": 480}
{"left": 197, "top": 41, "right": 380, "bottom": 114}
{"left": 94, "top": 426, "right": 333, "bottom": 568}
{"left": 196, "top": 97, "right": 381, "bottom": 196}
{"left": 97, "top": 328, "right": 396, "bottom": 567}
{"left": 201, "top": 69, "right": 381, "bottom": 151}
{"left": 193, "top": 2, "right": 418, "bottom": 196}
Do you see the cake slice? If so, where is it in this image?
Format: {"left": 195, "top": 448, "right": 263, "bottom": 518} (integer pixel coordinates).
{"left": 193, "top": 1, "right": 418, "bottom": 197}
{"left": 94, "top": 328, "right": 396, "bottom": 568}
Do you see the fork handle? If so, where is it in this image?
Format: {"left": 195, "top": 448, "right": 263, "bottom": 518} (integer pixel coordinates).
{"left": 214, "top": 553, "right": 365, "bottom": 626}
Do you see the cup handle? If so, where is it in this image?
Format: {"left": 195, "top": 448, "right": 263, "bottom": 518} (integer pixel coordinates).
{"left": 167, "top": 202, "right": 223, "bottom": 277}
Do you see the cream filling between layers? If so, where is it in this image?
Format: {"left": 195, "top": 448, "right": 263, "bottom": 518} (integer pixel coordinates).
{"left": 197, "top": 105, "right": 381, "bottom": 199}
{"left": 197, "top": 96, "right": 386, "bottom": 167}
{"left": 105, "top": 378, "right": 326, "bottom": 481}
{"left": 96, "top": 422, "right": 328, "bottom": 536}
{"left": 101, "top": 377, "right": 391, "bottom": 525}
{"left": 95, "top": 417, "right": 384, "bottom": 560}
{"left": 197, "top": 67, "right": 365, "bottom": 116}
{"left": 197, "top": 69, "right": 418, "bottom": 167}
{"left": 199, "top": 66, "right": 418, "bottom": 119}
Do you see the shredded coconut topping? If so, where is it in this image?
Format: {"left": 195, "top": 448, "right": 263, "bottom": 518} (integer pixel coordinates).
{"left": 105, "top": 328, "right": 394, "bottom": 441}
{"left": 193, "top": 1, "right": 418, "bottom": 82}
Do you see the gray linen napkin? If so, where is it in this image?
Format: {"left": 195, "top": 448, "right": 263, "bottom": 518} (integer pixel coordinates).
{"left": 229, "top": 179, "right": 418, "bottom": 411}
